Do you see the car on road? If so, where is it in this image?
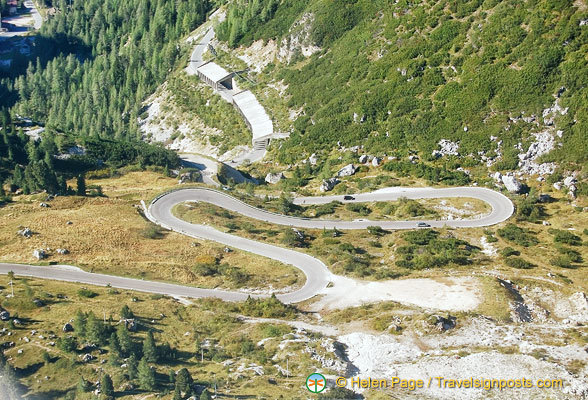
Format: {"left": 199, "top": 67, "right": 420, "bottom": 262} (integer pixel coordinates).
{"left": 343, "top": 195, "right": 355, "bottom": 200}
{"left": 417, "top": 222, "right": 431, "bottom": 227}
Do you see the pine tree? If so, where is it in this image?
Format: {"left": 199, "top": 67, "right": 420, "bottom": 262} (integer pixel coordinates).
{"left": 137, "top": 358, "right": 156, "bottom": 390}
{"left": 127, "top": 353, "right": 138, "bottom": 380}
{"left": 176, "top": 368, "right": 193, "bottom": 395}
{"left": 101, "top": 374, "right": 114, "bottom": 397}
{"left": 173, "top": 381, "right": 183, "bottom": 400}
{"left": 116, "top": 324, "right": 133, "bottom": 356}
{"left": 120, "top": 305, "right": 134, "bottom": 319}
{"left": 85, "top": 311, "right": 106, "bottom": 344}
{"left": 73, "top": 309, "right": 86, "bottom": 338}
{"left": 76, "top": 174, "right": 86, "bottom": 196}
{"left": 76, "top": 376, "right": 90, "bottom": 393}
{"left": 142, "top": 331, "right": 158, "bottom": 362}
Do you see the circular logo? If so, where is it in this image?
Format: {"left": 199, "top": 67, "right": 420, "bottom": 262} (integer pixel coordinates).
{"left": 306, "top": 373, "right": 326, "bottom": 393}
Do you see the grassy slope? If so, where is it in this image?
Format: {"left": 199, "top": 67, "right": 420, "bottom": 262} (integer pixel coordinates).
{"left": 0, "top": 277, "right": 323, "bottom": 399}
{"left": 0, "top": 170, "right": 301, "bottom": 291}
{"left": 174, "top": 188, "right": 587, "bottom": 292}
{"left": 221, "top": 0, "right": 588, "bottom": 181}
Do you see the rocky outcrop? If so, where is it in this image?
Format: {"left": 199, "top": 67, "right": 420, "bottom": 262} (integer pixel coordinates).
{"left": 178, "top": 170, "right": 202, "bottom": 184}
{"left": 18, "top": 227, "right": 33, "bottom": 238}
{"left": 502, "top": 174, "right": 523, "bottom": 193}
{"left": 432, "top": 139, "right": 459, "bottom": 158}
{"left": 278, "top": 13, "right": 320, "bottom": 63}
{"left": 336, "top": 164, "right": 356, "bottom": 177}
{"left": 33, "top": 249, "right": 47, "bottom": 260}
{"left": 320, "top": 178, "right": 339, "bottom": 192}
{"left": 430, "top": 315, "right": 457, "bottom": 331}
{"left": 265, "top": 172, "right": 285, "bottom": 185}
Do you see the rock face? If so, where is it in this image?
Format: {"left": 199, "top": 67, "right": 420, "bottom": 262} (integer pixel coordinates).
{"left": 18, "top": 227, "right": 33, "bottom": 238}
{"left": 0, "top": 310, "right": 10, "bottom": 321}
{"left": 320, "top": 178, "right": 339, "bottom": 192}
{"left": 33, "top": 249, "right": 47, "bottom": 260}
{"left": 432, "top": 139, "right": 459, "bottom": 158}
{"left": 178, "top": 171, "right": 202, "bottom": 184}
{"left": 502, "top": 174, "right": 523, "bottom": 193}
{"left": 122, "top": 319, "right": 138, "bottom": 332}
{"left": 265, "top": 172, "right": 285, "bottom": 185}
{"left": 431, "top": 315, "right": 457, "bottom": 331}
{"left": 336, "top": 164, "right": 356, "bottom": 177}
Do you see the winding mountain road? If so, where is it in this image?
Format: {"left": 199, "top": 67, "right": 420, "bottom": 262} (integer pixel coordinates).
{"left": 0, "top": 186, "right": 513, "bottom": 303}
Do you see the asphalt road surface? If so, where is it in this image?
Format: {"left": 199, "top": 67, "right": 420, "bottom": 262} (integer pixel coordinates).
{"left": 0, "top": 187, "right": 513, "bottom": 304}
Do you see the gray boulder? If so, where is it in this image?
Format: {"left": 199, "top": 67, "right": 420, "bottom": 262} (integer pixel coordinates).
{"left": 320, "top": 178, "right": 339, "bottom": 192}
{"left": 178, "top": 171, "right": 202, "bottom": 184}
{"left": 33, "top": 249, "right": 47, "bottom": 260}
{"left": 56, "top": 248, "right": 69, "bottom": 255}
{"left": 308, "top": 153, "right": 318, "bottom": 166}
{"left": 564, "top": 176, "right": 577, "bottom": 187}
{"left": 39, "top": 202, "right": 50, "bottom": 208}
{"left": 265, "top": 172, "right": 284, "bottom": 185}
{"left": 0, "top": 310, "right": 10, "bottom": 321}
{"left": 371, "top": 157, "right": 382, "bottom": 167}
{"left": 18, "top": 227, "right": 33, "bottom": 238}
{"left": 502, "top": 175, "right": 523, "bottom": 193}
{"left": 63, "top": 323, "right": 74, "bottom": 332}
{"left": 431, "top": 315, "right": 457, "bottom": 332}
{"left": 336, "top": 164, "right": 356, "bottom": 177}
{"left": 358, "top": 155, "right": 368, "bottom": 164}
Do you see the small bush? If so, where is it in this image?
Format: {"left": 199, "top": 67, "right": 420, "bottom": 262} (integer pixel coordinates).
{"left": 346, "top": 203, "right": 371, "bottom": 216}
{"left": 549, "top": 255, "right": 574, "bottom": 269}
{"left": 367, "top": 226, "right": 388, "bottom": 236}
{"left": 505, "top": 257, "right": 535, "bottom": 269}
{"left": 77, "top": 288, "right": 98, "bottom": 298}
{"left": 497, "top": 224, "right": 538, "bottom": 247}
{"left": 548, "top": 229, "right": 582, "bottom": 246}
{"left": 500, "top": 247, "right": 520, "bottom": 257}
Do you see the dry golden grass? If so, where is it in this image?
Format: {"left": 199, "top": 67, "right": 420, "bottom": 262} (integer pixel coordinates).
{"left": 0, "top": 171, "right": 301, "bottom": 291}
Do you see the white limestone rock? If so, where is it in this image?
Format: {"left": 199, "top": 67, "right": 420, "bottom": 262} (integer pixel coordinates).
{"left": 320, "top": 178, "right": 339, "bottom": 192}
{"left": 502, "top": 174, "right": 523, "bottom": 193}
{"left": 336, "top": 164, "right": 356, "bottom": 177}
{"left": 265, "top": 172, "right": 285, "bottom": 185}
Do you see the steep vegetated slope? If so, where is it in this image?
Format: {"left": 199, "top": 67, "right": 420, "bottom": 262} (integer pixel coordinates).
{"left": 1, "top": 0, "right": 211, "bottom": 139}
{"left": 220, "top": 0, "right": 588, "bottom": 182}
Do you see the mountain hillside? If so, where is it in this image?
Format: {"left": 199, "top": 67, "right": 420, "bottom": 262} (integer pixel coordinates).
{"left": 219, "top": 0, "right": 588, "bottom": 185}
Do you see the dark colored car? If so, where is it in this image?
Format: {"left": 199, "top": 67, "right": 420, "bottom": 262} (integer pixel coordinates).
{"left": 343, "top": 195, "right": 355, "bottom": 200}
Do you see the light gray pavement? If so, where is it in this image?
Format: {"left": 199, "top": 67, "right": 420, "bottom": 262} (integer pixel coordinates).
{"left": 0, "top": 186, "right": 513, "bottom": 304}
{"left": 150, "top": 186, "right": 514, "bottom": 231}
{"left": 0, "top": 263, "right": 253, "bottom": 302}
{"left": 0, "top": 1, "right": 42, "bottom": 38}
{"left": 186, "top": 28, "right": 215, "bottom": 75}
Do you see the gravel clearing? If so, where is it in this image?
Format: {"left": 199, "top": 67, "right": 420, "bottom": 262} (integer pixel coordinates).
{"left": 312, "top": 276, "right": 481, "bottom": 311}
